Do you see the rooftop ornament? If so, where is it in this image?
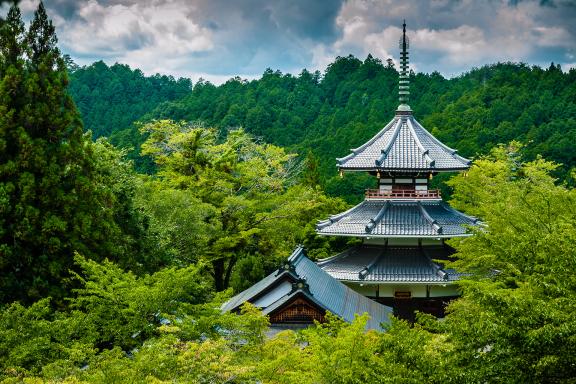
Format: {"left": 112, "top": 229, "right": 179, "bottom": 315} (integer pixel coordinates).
{"left": 398, "top": 20, "right": 411, "bottom": 114}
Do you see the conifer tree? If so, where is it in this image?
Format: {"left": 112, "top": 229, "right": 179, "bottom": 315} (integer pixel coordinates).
{"left": 302, "top": 150, "right": 321, "bottom": 187}
{"left": 0, "top": 2, "right": 129, "bottom": 304}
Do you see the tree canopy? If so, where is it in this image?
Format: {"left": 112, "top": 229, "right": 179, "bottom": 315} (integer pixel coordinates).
{"left": 138, "top": 120, "right": 348, "bottom": 291}
{"left": 0, "top": 2, "right": 168, "bottom": 306}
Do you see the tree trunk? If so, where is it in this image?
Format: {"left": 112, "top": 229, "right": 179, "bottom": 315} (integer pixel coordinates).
{"left": 223, "top": 256, "right": 237, "bottom": 290}
{"left": 212, "top": 258, "right": 225, "bottom": 291}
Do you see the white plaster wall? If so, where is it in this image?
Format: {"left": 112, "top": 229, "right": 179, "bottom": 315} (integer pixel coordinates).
{"left": 429, "top": 284, "right": 460, "bottom": 297}
{"left": 345, "top": 282, "right": 459, "bottom": 298}
{"left": 344, "top": 282, "right": 377, "bottom": 297}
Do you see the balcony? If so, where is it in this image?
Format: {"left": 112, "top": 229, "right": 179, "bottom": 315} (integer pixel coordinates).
{"left": 365, "top": 189, "right": 441, "bottom": 200}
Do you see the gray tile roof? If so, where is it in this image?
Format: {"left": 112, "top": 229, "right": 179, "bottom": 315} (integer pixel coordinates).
{"left": 222, "top": 247, "right": 393, "bottom": 330}
{"left": 337, "top": 114, "right": 470, "bottom": 171}
{"left": 316, "top": 200, "right": 478, "bottom": 238}
{"left": 317, "top": 245, "right": 460, "bottom": 283}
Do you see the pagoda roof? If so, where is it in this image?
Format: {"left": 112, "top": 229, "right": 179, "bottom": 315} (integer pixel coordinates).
{"left": 337, "top": 113, "right": 470, "bottom": 172}
{"left": 316, "top": 199, "right": 478, "bottom": 238}
{"left": 222, "top": 247, "right": 393, "bottom": 330}
{"left": 318, "top": 245, "right": 460, "bottom": 284}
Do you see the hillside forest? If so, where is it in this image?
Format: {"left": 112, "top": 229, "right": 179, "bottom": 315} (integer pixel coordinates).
{"left": 1, "top": 2, "right": 576, "bottom": 383}
{"left": 69, "top": 48, "right": 576, "bottom": 201}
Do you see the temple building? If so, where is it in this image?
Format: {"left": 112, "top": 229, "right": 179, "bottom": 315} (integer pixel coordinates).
{"left": 223, "top": 22, "right": 478, "bottom": 327}
{"left": 222, "top": 247, "right": 392, "bottom": 330}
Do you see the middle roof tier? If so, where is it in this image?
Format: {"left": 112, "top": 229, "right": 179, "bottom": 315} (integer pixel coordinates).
{"left": 316, "top": 199, "right": 478, "bottom": 238}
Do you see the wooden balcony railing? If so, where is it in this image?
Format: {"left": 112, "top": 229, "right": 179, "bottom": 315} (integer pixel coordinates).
{"left": 365, "top": 189, "right": 441, "bottom": 199}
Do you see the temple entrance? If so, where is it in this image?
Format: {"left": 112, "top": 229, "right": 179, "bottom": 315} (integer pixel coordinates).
{"left": 393, "top": 298, "right": 415, "bottom": 322}
{"left": 372, "top": 296, "right": 455, "bottom": 322}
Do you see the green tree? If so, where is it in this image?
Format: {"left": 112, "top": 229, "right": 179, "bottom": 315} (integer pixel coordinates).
{"left": 0, "top": 3, "right": 150, "bottom": 304}
{"left": 302, "top": 150, "right": 321, "bottom": 187}
{"left": 139, "top": 120, "right": 346, "bottom": 291}
{"left": 438, "top": 144, "right": 576, "bottom": 382}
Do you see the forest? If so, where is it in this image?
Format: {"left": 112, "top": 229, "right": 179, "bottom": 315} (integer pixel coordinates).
{"left": 1, "top": 2, "right": 576, "bottom": 383}
{"left": 68, "top": 47, "right": 576, "bottom": 201}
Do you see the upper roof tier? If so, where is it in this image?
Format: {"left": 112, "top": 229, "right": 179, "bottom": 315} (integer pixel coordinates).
{"left": 337, "top": 112, "right": 471, "bottom": 172}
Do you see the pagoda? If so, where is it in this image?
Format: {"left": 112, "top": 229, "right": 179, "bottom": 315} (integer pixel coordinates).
{"left": 315, "top": 21, "right": 478, "bottom": 320}
{"left": 223, "top": 22, "right": 478, "bottom": 327}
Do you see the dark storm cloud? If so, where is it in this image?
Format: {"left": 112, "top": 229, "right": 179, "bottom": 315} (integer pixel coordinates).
{"left": 185, "top": 0, "right": 342, "bottom": 42}
{"left": 175, "top": 0, "right": 344, "bottom": 74}
{"left": 13, "top": 0, "right": 576, "bottom": 82}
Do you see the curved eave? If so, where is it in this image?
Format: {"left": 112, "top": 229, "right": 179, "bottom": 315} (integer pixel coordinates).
{"left": 335, "top": 118, "right": 399, "bottom": 164}
{"left": 316, "top": 202, "right": 367, "bottom": 229}
{"left": 316, "top": 232, "right": 474, "bottom": 239}
{"left": 439, "top": 201, "right": 480, "bottom": 224}
{"left": 337, "top": 165, "right": 471, "bottom": 173}
{"left": 411, "top": 118, "right": 472, "bottom": 165}
{"left": 335, "top": 114, "right": 472, "bottom": 171}
{"left": 336, "top": 278, "right": 459, "bottom": 285}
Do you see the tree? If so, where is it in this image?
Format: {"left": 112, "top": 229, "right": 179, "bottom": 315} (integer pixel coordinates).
{"left": 0, "top": 2, "right": 146, "bottom": 304}
{"left": 302, "top": 150, "right": 321, "bottom": 187}
{"left": 437, "top": 144, "right": 576, "bottom": 382}
{"left": 139, "top": 120, "right": 346, "bottom": 291}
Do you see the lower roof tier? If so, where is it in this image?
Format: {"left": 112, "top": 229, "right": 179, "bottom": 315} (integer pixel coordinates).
{"left": 316, "top": 199, "right": 479, "bottom": 238}
{"left": 318, "top": 245, "right": 460, "bottom": 283}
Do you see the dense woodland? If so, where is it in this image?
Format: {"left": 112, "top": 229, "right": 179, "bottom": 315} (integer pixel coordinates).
{"left": 1, "top": 2, "right": 576, "bottom": 383}
{"left": 68, "top": 49, "right": 576, "bottom": 201}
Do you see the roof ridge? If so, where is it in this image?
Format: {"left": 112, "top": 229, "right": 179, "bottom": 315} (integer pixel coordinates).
{"left": 411, "top": 117, "right": 471, "bottom": 164}
{"left": 375, "top": 119, "right": 403, "bottom": 167}
{"left": 421, "top": 247, "right": 449, "bottom": 281}
{"left": 336, "top": 117, "right": 399, "bottom": 164}
{"left": 365, "top": 201, "right": 391, "bottom": 233}
{"left": 288, "top": 245, "right": 306, "bottom": 263}
{"left": 359, "top": 240, "right": 388, "bottom": 279}
{"left": 418, "top": 201, "right": 443, "bottom": 234}
{"left": 406, "top": 117, "right": 435, "bottom": 167}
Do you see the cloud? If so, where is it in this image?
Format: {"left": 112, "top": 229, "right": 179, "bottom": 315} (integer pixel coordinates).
{"left": 9, "top": 0, "right": 576, "bottom": 82}
{"left": 314, "top": 0, "right": 576, "bottom": 76}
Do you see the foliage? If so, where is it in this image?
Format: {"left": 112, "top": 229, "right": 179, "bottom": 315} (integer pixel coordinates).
{"left": 67, "top": 253, "right": 212, "bottom": 351}
{"left": 68, "top": 61, "right": 192, "bottom": 139}
{"left": 440, "top": 145, "right": 576, "bottom": 383}
{"left": 3, "top": 2, "right": 576, "bottom": 382}
{"left": 0, "top": 253, "right": 270, "bottom": 383}
{"left": 67, "top": 61, "right": 192, "bottom": 174}
{"left": 3, "top": 148, "right": 576, "bottom": 383}
{"left": 138, "top": 120, "right": 348, "bottom": 291}
{"left": 0, "top": 2, "right": 166, "bottom": 305}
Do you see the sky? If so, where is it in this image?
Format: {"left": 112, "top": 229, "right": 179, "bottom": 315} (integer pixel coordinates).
{"left": 9, "top": 0, "right": 576, "bottom": 84}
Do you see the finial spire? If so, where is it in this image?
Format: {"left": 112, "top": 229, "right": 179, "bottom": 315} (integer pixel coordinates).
{"left": 398, "top": 20, "right": 411, "bottom": 112}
